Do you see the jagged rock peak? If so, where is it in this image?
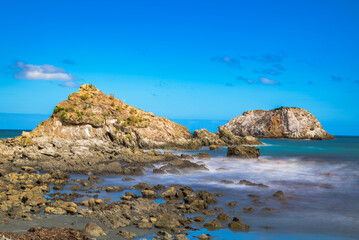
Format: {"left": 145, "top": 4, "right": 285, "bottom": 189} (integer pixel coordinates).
{"left": 223, "top": 107, "right": 334, "bottom": 140}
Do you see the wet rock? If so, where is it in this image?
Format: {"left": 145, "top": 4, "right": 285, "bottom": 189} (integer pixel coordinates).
{"left": 51, "top": 170, "right": 70, "bottom": 180}
{"left": 84, "top": 222, "right": 106, "bottom": 237}
{"left": 248, "top": 194, "right": 260, "bottom": 198}
{"left": 273, "top": 190, "right": 284, "bottom": 198}
{"left": 156, "top": 231, "right": 173, "bottom": 240}
{"left": 141, "top": 189, "right": 158, "bottom": 198}
{"left": 175, "top": 234, "right": 189, "bottom": 240}
{"left": 219, "top": 180, "right": 234, "bottom": 184}
{"left": 189, "top": 199, "right": 208, "bottom": 210}
{"left": 193, "top": 152, "right": 211, "bottom": 160}
{"left": 238, "top": 180, "right": 268, "bottom": 188}
{"left": 227, "top": 146, "right": 260, "bottom": 158}
{"left": 202, "top": 210, "right": 215, "bottom": 215}
{"left": 227, "top": 201, "right": 237, "bottom": 207}
{"left": 198, "top": 190, "right": 217, "bottom": 204}
{"left": 122, "top": 176, "right": 135, "bottom": 181}
{"left": 194, "top": 216, "right": 205, "bottom": 222}
{"left": 88, "top": 176, "right": 104, "bottom": 183}
{"left": 198, "top": 234, "right": 211, "bottom": 240}
{"left": 214, "top": 207, "right": 223, "bottom": 212}
{"left": 209, "top": 145, "right": 219, "bottom": 151}
{"left": 154, "top": 160, "right": 208, "bottom": 174}
{"left": 203, "top": 219, "right": 222, "bottom": 230}
{"left": 243, "top": 207, "right": 254, "bottom": 212}
{"left": 118, "top": 230, "right": 137, "bottom": 239}
{"left": 179, "top": 154, "right": 194, "bottom": 160}
{"left": 228, "top": 221, "right": 250, "bottom": 230}
{"left": 103, "top": 186, "right": 125, "bottom": 192}
{"left": 262, "top": 207, "right": 277, "bottom": 211}
{"left": 160, "top": 187, "right": 178, "bottom": 199}
{"left": 217, "top": 213, "right": 230, "bottom": 221}
{"left": 155, "top": 213, "right": 181, "bottom": 229}
{"left": 153, "top": 184, "right": 166, "bottom": 191}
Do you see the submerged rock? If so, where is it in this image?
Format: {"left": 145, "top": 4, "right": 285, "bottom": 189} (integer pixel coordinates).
{"left": 153, "top": 160, "right": 208, "bottom": 174}
{"left": 222, "top": 107, "right": 334, "bottom": 140}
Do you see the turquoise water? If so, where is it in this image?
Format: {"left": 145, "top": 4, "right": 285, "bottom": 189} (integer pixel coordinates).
{"left": 2, "top": 129, "right": 359, "bottom": 239}
{"left": 0, "top": 129, "right": 26, "bottom": 139}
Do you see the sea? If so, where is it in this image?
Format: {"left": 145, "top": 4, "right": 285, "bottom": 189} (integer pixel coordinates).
{"left": 1, "top": 129, "right": 359, "bottom": 240}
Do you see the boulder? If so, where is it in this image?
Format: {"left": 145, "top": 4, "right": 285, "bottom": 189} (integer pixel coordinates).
{"left": 84, "top": 222, "right": 106, "bottom": 237}
{"left": 227, "top": 146, "right": 260, "bottom": 158}
{"left": 155, "top": 214, "right": 181, "bottom": 229}
{"left": 203, "top": 219, "right": 222, "bottom": 229}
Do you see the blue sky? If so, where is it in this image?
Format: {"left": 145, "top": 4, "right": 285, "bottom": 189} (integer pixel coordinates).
{"left": 0, "top": 0, "right": 358, "bottom": 135}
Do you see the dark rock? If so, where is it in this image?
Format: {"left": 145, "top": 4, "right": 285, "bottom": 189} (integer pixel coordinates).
{"left": 217, "top": 213, "right": 230, "bottom": 221}
{"left": 227, "top": 146, "right": 260, "bottom": 158}
{"left": 227, "top": 201, "right": 237, "bottom": 207}
{"left": 273, "top": 190, "right": 284, "bottom": 198}
{"left": 203, "top": 219, "right": 222, "bottom": 230}
{"left": 194, "top": 216, "right": 205, "bottom": 222}
{"left": 228, "top": 221, "right": 250, "bottom": 230}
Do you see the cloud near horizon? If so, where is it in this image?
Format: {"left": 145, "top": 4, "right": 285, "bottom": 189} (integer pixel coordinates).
{"left": 13, "top": 62, "right": 79, "bottom": 88}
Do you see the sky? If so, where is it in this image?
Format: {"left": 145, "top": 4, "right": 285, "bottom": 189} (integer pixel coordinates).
{"left": 0, "top": 0, "right": 358, "bottom": 135}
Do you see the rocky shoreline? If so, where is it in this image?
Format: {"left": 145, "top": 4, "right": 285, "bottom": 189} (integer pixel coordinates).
{"left": 0, "top": 160, "right": 289, "bottom": 240}
{"left": 0, "top": 85, "right": 333, "bottom": 239}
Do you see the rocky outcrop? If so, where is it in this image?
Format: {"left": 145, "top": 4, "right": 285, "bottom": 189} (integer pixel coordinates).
{"left": 0, "top": 85, "right": 207, "bottom": 174}
{"left": 217, "top": 126, "right": 263, "bottom": 145}
{"left": 223, "top": 107, "right": 334, "bottom": 140}
{"left": 227, "top": 146, "right": 260, "bottom": 158}
{"left": 193, "top": 129, "right": 226, "bottom": 146}
{"left": 29, "top": 84, "right": 200, "bottom": 149}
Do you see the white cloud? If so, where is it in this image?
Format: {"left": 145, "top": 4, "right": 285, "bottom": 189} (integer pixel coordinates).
{"left": 14, "top": 62, "right": 74, "bottom": 81}
{"left": 260, "top": 77, "right": 279, "bottom": 85}
{"left": 60, "top": 81, "right": 80, "bottom": 88}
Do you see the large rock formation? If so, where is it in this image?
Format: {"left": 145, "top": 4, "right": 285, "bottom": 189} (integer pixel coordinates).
{"left": 30, "top": 84, "right": 200, "bottom": 149}
{"left": 0, "top": 84, "right": 204, "bottom": 174}
{"left": 223, "top": 107, "right": 334, "bottom": 140}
